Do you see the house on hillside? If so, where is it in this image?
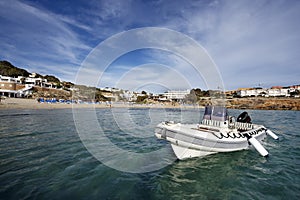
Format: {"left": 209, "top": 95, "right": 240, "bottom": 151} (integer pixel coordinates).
{"left": 236, "top": 86, "right": 293, "bottom": 97}
{"left": 237, "top": 88, "right": 266, "bottom": 97}
{"left": 0, "top": 75, "right": 30, "bottom": 97}
{"left": 0, "top": 73, "right": 58, "bottom": 98}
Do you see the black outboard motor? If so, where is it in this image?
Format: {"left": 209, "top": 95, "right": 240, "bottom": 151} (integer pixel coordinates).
{"left": 237, "top": 112, "right": 252, "bottom": 123}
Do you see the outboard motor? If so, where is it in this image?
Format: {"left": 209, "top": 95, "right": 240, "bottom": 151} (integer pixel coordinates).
{"left": 237, "top": 112, "right": 252, "bottom": 123}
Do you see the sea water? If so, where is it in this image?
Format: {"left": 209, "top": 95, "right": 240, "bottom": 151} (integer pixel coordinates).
{"left": 0, "top": 108, "right": 299, "bottom": 199}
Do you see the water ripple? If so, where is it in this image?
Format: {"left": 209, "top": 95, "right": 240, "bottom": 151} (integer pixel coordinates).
{"left": 0, "top": 108, "right": 299, "bottom": 199}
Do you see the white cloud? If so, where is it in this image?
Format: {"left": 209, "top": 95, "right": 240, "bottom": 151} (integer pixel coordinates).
{"left": 77, "top": 28, "right": 224, "bottom": 91}
{"left": 114, "top": 63, "right": 192, "bottom": 92}
{"left": 1, "top": 0, "right": 299, "bottom": 90}
{"left": 0, "top": 0, "right": 91, "bottom": 78}
{"left": 155, "top": 0, "right": 300, "bottom": 89}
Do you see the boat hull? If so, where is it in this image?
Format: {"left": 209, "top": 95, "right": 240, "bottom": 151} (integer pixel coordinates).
{"left": 155, "top": 122, "right": 268, "bottom": 160}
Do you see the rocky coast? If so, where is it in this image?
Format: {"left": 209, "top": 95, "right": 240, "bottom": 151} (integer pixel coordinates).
{"left": 193, "top": 97, "right": 300, "bottom": 111}
{"left": 226, "top": 97, "right": 300, "bottom": 110}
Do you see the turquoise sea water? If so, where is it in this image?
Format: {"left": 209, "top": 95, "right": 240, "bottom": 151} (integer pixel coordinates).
{"left": 0, "top": 108, "right": 299, "bottom": 199}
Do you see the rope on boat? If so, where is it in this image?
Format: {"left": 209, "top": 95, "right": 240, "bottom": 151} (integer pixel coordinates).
{"left": 212, "top": 132, "right": 244, "bottom": 139}
{"left": 212, "top": 128, "right": 265, "bottom": 139}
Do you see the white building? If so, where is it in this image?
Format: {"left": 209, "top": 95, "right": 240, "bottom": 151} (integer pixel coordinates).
{"left": 100, "top": 87, "right": 122, "bottom": 92}
{"left": 0, "top": 75, "right": 20, "bottom": 83}
{"left": 237, "top": 88, "right": 266, "bottom": 97}
{"left": 120, "top": 91, "right": 139, "bottom": 101}
{"left": 0, "top": 73, "right": 57, "bottom": 97}
{"left": 162, "top": 90, "right": 190, "bottom": 101}
{"left": 266, "top": 88, "right": 289, "bottom": 97}
{"left": 237, "top": 87, "right": 291, "bottom": 97}
{"left": 0, "top": 75, "right": 32, "bottom": 97}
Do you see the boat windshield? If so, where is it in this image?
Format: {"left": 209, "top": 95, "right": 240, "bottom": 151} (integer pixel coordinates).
{"left": 203, "top": 106, "right": 227, "bottom": 121}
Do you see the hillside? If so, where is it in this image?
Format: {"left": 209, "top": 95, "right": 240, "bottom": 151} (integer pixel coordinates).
{"left": 0, "top": 61, "right": 61, "bottom": 83}
{"left": 0, "top": 60, "right": 113, "bottom": 101}
{"left": 0, "top": 61, "right": 30, "bottom": 77}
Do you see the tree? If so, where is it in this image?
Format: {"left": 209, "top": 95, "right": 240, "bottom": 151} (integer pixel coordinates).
{"left": 44, "top": 75, "right": 60, "bottom": 83}
{"left": 190, "top": 88, "right": 210, "bottom": 98}
{"left": 95, "top": 90, "right": 109, "bottom": 101}
{"left": 20, "top": 77, "right": 26, "bottom": 84}
{"left": 184, "top": 91, "right": 197, "bottom": 103}
{"left": 290, "top": 89, "right": 300, "bottom": 97}
{"left": 136, "top": 95, "right": 148, "bottom": 103}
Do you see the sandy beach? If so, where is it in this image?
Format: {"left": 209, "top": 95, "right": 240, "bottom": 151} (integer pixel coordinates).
{"left": 1, "top": 97, "right": 299, "bottom": 110}
{"left": 0, "top": 97, "right": 199, "bottom": 110}
{"left": 0, "top": 98, "right": 84, "bottom": 110}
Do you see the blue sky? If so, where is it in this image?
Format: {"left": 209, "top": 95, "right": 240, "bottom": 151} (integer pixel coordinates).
{"left": 0, "top": 0, "right": 299, "bottom": 92}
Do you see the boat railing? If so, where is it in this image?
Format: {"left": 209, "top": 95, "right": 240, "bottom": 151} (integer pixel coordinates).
{"left": 202, "top": 119, "right": 254, "bottom": 130}
{"left": 201, "top": 119, "right": 223, "bottom": 127}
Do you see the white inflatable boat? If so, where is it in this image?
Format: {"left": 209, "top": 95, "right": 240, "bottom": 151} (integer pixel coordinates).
{"left": 155, "top": 106, "right": 278, "bottom": 160}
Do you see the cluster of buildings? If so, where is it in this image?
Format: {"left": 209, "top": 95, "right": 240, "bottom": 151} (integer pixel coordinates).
{"left": 99, "top": 87, "right": 146, "bottom": 102}
{"left": 99, "top": 87, "right": 190, "bottom": 102}
{"left": 0, "top": 73, "right": 58, "bottom": 98}
{"left": 236, "top": 85, "right": 300, "bottom": 97}
{"left": 0, "top": 73, "right": 191, "bottom": 102}
{"left": 1, "top": 72, "right": 299, "bottom": 101}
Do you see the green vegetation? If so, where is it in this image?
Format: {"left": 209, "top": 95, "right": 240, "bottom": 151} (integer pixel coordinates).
{"left": 135, "top": 91, "right": 148, "bottom": 103}
{"left": 136, "top": 95, "right": 148, "bottom": 103}
{"left": 95, "top": 89, "right": 110, "bottom": 102}
{"left": 184, "top": 88, "right": 210, "bottom": 103}
{"left": 43, "top": 75, "right": 60, "bottom": 83}
{"left": 290, "top": 90, "right": 300, "bottom": 97}
{"left": 62, "top": 81, "right": 74, "bottom": 89}
{"left": 0, "top": 61, "right": 30, "bottom": 77}
{"left": 0, "top": 60, "right": 62, "bottom": 85}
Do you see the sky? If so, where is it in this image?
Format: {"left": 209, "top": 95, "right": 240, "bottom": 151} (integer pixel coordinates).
{"left": 0, "top": 0, "right": 299, "bottom": 92}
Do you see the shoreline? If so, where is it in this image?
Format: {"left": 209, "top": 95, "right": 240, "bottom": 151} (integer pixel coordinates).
{"left": 0, "top": 97, "right": 299, "bottom": 111}
{"left": 0, "top": 98, "right": 201, "bottom": 110}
